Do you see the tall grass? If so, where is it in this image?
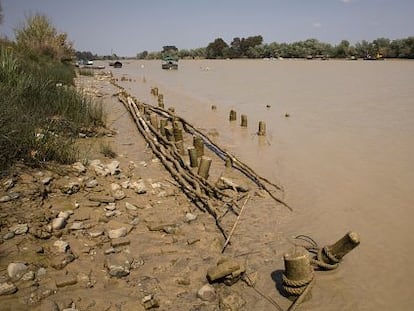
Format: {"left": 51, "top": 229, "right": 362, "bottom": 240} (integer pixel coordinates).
{"left": 0, "top": 46, "right": 104, "bottom": 173}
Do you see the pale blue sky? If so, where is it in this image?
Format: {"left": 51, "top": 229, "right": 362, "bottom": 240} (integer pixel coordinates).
{"left": 1, "top": 0, "right": 413, "bottom": 56}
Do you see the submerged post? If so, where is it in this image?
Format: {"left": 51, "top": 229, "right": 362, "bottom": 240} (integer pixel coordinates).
{"left": 149, "top": 113, "right": 159, "bottom": 129}
{"left": 175, "top": 140, "right": 185, "bottom": 155}
{"left": 197, "top": 156, "right": 212, "bottom": 180}
{"left": 159, "top": 119, "right": 168, "bottom": 136}
{"left": 173, "top": 128, "right": 183, "bottom": 142}
{"left": 164, "top": 126, "right": 175, "bottom": 142}
{"left": 158, "top": 94, "right": 164, "bottom": 108}
{"left": 258, "top": 121, "right": 266, "bottom": 136}
{"left": 229, "top": 110, "right": 237, "bottom": 121}
{"left": 241, "top": 114, "right": 248, "bottom": 127}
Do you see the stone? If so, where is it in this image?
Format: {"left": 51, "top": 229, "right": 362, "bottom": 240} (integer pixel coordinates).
{"left": 52, "top": 217, "right": 67, "bottom": 230}
{"left": 30, "top": 225, "right": 52, "bottom": 239}
{"left": 107, "top": 160, "right": 121, "bottom": 175}
{"left": 57, "top": 211, "right": 71, "bottom": 220}
{"left": 142, "top": 295, "right": 159, "bottom": 310}
{"left": 0, "top": 282, "right": 17, "bottom": 295}
{"left": 3, "top": 231, "right": 15, "bottom": 240}
{"left": 207, "top": 259, "right": 242, "bottom": 283}
{"left": 54, "top": 240, "right": 70, "bottom": 253}
{"left": 85, "top": 179, "right": 98, "bottom": 188}
{"left": 120, "top": 181, "right": 130, "bottom": 189}
{"left": 89, "top": 195, "right": 115, "bottom": 203}
{"left": 70, "top": 222, "right": 83, "bottom": 230}
{"left": 105, "top": 211, "right": 116, "bottom": 217}
{"left": 3, "top": 178, "right": 15, "bottom": 190}
{"left": 111, "top": 237, "right": 130, "bottom": 247}
{"left": 105, "top": 203, "right": 117, "bottom": 211}
{"left": 37, "top": 267, "right": 47, "bottom": 277}
{"left": 105, "top": 255, "right": 130, "bottom": 277}
{"left": 10, "top": 223, "right": 29, "bottom": 235}
{"left": 185, "top": 212, "right": 197, "bottom": 222}
{"left": 219, "top": 291, "right": 246, "bottom": 311}
{"left": 108, "top": 227, "right": 127, "bottom": 239}
{"left": 197, "top": 284, "right": 216, "bottom": 302}
{"left": 110, "top": 183, "right": 121, "bottom": 192}
{"left": 72, "top": 162, "right": 86, "bottom": 173}
{"left": 55, "top": 275, "right": 77, "bottom": 288}
{"left": 89, "top": 229, "right": 104, "bottom": 238}
{"left": 41, "top": 176, "right": 53, "bottom": 185}
{"left": 113, "top": 190, "right": 126, "bottom": 200}
{"left": 7, "top": 262, "right": 28, "bottom": 279}
{"left": 21, "top": 271, "right": 35, "bottom": 281}
{"left": 0, "top": 195, "right": 11, "bottom": 203}
{"left": 60, "top": 182, "right": 81, "bottom": 195}
{"left": 131, "top": 180, "right": 147, "bottom": 194}
{"left": 50, "top": 253, "right": 76, "bottom": 270}
{"left": 125, "top": 202, "right": 138, "bottom": 211}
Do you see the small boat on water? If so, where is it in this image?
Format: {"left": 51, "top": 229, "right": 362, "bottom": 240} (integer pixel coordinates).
{"left": 162, "top": 56, "right": 178, "bottom": 70}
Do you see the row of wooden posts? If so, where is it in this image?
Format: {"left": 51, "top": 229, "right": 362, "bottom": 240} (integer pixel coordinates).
{"left": 228, "top": 109, "right": 266, "bottom": 136}
{"left": 150, "top": 86, "right": 213, "bottom": 180}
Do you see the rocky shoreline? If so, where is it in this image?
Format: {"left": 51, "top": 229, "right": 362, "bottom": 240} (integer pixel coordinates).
{"left": 0, "top": 73, "right": 287, "bottom": 311}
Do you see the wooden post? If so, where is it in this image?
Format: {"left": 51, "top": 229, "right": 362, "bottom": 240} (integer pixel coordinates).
{"left": 241, "top": 114, "right": 248, "bottom": 127}
{"left": 153, "top": 87, "right": 158, "bottom": 96}
{"left": 175, "top": 140, "right": 185, "bottom": 155}
{"left": 225, "top": 157, "right": 232, "bottom": 168}
{"left": 159, "top": 119, "right": 167, "bottom": 136}
{"left": 188, "top": 147, "right": 198, "bottom": 168}
{"left": 229, "top": 110, "right": 237, "bottom": 121}
{"left": 325, "top": 231, "right": 360, "bottom": 261}
{"left": 158, "top": 94, "right": 164, "bottom": 108}
{"left": 211, "top": 105, "right": 217, "bottom": 110}
{"left": 164, "top": 126, "right": 174, "bottom": 142}
{"left": 173, "top": 128, "right": 183, "bottom": 142}
{"left": 193, "top": 136, "right": 204, "bottom": 157}
{"left": 149, "top": 113, "right": 159, "bottom": 129}
{"left": 258, "top": 121, "right": 266, "bottom": 136}
{"left": 197, "top": 156, "right": 212, "bottom": 179}
{"left": 168, "top": 107, "right": 175, "bottom": 114}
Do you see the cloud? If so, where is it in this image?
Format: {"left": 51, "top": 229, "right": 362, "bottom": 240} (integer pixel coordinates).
{"left": 312, "top": 22, "right": 322, "bottom": 28}
{"left": 340, "top": 0, "right": 355, "bottom": 3}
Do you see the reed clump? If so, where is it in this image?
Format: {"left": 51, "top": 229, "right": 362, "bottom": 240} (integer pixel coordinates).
{"left": 0, "top": 46, "right": 104, "bottom": 173}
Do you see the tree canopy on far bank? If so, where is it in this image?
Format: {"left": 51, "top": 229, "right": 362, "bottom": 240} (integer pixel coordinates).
{"left": 134, "top": 35, "right": 414, "bottom": 60}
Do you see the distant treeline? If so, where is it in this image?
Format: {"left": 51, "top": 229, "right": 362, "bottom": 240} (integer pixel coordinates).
{"left": 133, "top": 36, "right": 414, "bottom": 60}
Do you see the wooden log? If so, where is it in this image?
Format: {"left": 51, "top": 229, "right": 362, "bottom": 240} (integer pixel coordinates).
{"left": 175, "top": 140, "right": 185, "bottom": 155}
{"left": 258, "top": 121, "right": 266, "bottom": 136}
{"left": 173, "top": 128, "right": 183, "bottom": 142}
{"left": 197, "top": 156, "right": 212, "bottom": 179}
{"left": 241, "top": 114, "right": 248, "bottom": 127}
{"left": 188, "top": 147, "right": 198, "bottom": 168}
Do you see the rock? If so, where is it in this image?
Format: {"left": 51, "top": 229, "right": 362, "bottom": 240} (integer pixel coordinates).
{"left": 108, "top": 227, "right": 127, "bottom": 239}
{"left": 85, "top": 179, "right": 98, "bottom": 188}
{"left": 176, "top": 277, "right": 191, "bottom": 286}
{"left": 72, "top": 162, "right": 86, "bottom": 174}
{"left": 8, "top": 192, "right": 21, "bottom": 200}
{"left": 21, "top": 270, "right": 35, "bottom": 281}
{"left": 219, "top": 291, "right": 246, "bottom": 311}
{"left": 37, "top": 267, "right": 47, "bottom": 277}
{"left": 55, "top": 275, "right": 77, "bottom": 288}
{"left": 7, "top": 262, "right": 28, "bottom": 279}
{"left": 207, "top": 259, "right": 243, "bottom": 283}
{"left": 142, "top": 294, "right": 159, "bottom": 310}
{"left": 90, "top": 160, "right": 110, "bottom": 176}
{"left": 70, "top": 222, "right": 83, "bottom": 230}
{"left": 105, "top": 203, "right": 117, "bottom": 211}
{"left": 30, "top": 225, "right": 52, "bottom": 239}
{"left": 0, "top": 195, "right": 11, "bottom": 203}
{"left": 41, "top": 176, "right": 53, "bottom": 185}
{"left": 110, "top": 183, "right": 121, "bottom": 192}
{"left": 197, "top": 284, "right": 216, "bottom": 302}
{"left": 2, "top": 178, "right": 15, "bottom": 190}
{"left": 89, "top": 229, "right": 104, "bottom": 238}
{"left": 131, "top": 180, "right": 147, "bottom": 194}
{"left": 185, "top": 212, "right": 197, "bottom": 222}
{"left": 120, "top": 181, "right": 130, "bottom": 189}
{"left": 89, "top": 195, "right": 115, "bottom": 203}
{"left": 50, "top": 253, "right": 76, "bottom": 270}
{"left": 53, "top": 240, "right": 70, "bottom": 253}
{"left": 110, "top": 237, "right": 130, "bottom": 247}
{"left": 105, "top": 255, "right": 131, "bottom": 277}
{"left": 52, "top": 217, "right": 67, "bottom": 230}
{"left": 61, "top": 182, "right": 81, "bottom": 195}
{"left": 105, "top": 211, "right": 116, "bottom": 217}
{"left": 77, "top": 272, "right": 91, "bottom": 288}
{"left": 125, "top": 202, "right": 138, "bottom": 211}
{"left": 113, "top": 190, "right": 126, "bottom": 200}
{"left": 57, "top": 211, "right": 71, "bottom": 220}
{"left": 3, "top": 231, "right": 15, "bottom": 240}
{"left": 107, "top": 160, "right": 121, "bottom": 175}
{"left": 10, "top": 223, "right": 29, "bottom": 235}
{"left": 0, "top": 282, "right": 17, "bottom": 295}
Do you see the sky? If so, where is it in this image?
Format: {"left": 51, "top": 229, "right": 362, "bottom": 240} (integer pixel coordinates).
{"left": 1, "top": 0, "right": 413, "bottom": 56}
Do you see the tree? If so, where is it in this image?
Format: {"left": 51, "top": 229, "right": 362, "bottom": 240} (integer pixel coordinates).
{"left": 136, "top": 50, "right": 148, "bottom": 59}
{"left": 334, "top": 40, "right": 350, "bottom": 58}
{"left": 206, "top": 38, "right": 228, "bottom": 59}
{"left": 15, "top": 14, "right": 74, "bottom": 61}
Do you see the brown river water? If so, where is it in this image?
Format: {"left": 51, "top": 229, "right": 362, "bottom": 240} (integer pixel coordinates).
{"left": 105, "top": 59, "right": 414, "bottom": 310}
